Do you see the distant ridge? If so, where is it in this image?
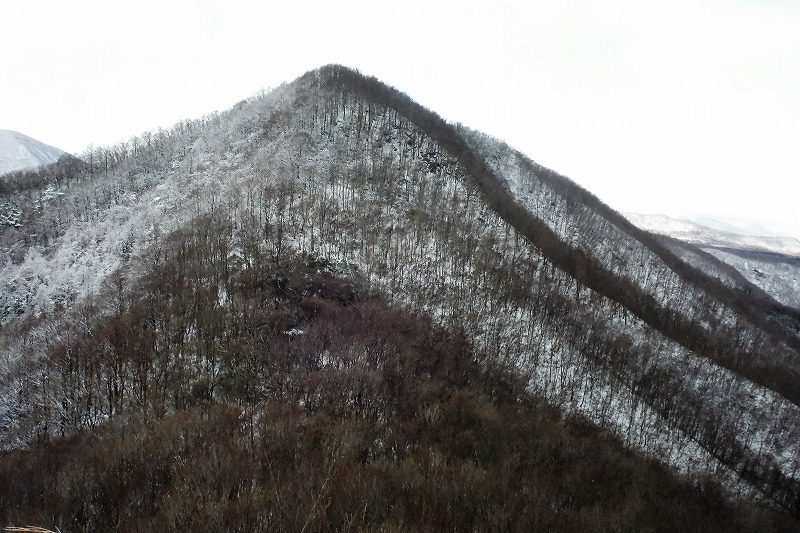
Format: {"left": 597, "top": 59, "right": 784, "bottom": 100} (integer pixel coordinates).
{"left": 625, "top": 213, "right": 800, "bottom": 257}
{"left": 0, "top": 129, "right": 66, "bottom": 175}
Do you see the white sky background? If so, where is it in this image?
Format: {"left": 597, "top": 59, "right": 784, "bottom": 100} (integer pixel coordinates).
{"left": 2, "top": 0, "right": 798, "bottom": 238}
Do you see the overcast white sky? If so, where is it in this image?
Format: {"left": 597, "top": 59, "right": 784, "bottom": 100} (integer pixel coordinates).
{"left": 2, "top": 0, "right": 798, "bottom": 238}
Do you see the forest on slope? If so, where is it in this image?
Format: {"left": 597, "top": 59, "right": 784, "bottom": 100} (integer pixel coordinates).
{"left": 1, "top": 65, "right": 798, "bottom": 526}
{"left": 1, "top": 217, "right": 793, "bottom": 530}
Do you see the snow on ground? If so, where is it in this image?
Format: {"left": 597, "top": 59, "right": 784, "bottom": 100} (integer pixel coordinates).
{"left": 263, "top": 101, "right": 800, "bottom": 495}
{"left": 705, "top": 248, "right": 800, "bottom": 310}
{"left": 1, "top": 79, "right": 798, "bottom": 503}
{"left": 463, "top": 131, "right": 751, "bottom": 342}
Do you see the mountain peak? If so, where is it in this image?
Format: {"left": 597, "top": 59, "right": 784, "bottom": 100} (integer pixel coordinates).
{"left": 0, "top": 129, "right": 66, "bottom": 176}
{"left": 1, "top": 67, "right": 799, "bottom": 523}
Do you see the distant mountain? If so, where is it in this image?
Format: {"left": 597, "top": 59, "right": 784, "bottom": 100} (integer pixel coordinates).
{"left": 625, "top": 213, "right": 800, "bottom": 256}
{"left": 0, "top": 129, "right": 66, "bottom": 176}
{"left": 626, "top": 213, "right": 800, "bottom": 310}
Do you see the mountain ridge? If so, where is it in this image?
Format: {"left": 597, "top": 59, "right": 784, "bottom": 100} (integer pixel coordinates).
{"left": 626, "top": 213, "right": 800, "bottom": 257}
{"left": 1, "top": 65, "right": 798, "bottom": 523}
{"left": 315, "top": 66, "right": 800, "bottom": 372}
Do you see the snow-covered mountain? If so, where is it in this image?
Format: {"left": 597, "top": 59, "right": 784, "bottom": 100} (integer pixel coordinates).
{"left": 0, "top": 129, "right": 66, "bottom": 176}
{"left": 1, "top": 66, "right": 799, "bottom": 525}
{"left": 625, "top": 213, "right": 800, "bottom": 257}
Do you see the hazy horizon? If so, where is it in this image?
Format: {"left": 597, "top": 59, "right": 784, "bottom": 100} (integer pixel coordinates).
{"left": 2, "top": 1, "right": 798, "bottom": 238}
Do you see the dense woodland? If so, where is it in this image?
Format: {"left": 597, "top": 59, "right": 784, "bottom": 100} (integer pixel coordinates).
{"left": 1, "top": 65, "right": 799, "bottom": 528}
{"left": 0, "top": 227, "right": 793, "bottom": 530}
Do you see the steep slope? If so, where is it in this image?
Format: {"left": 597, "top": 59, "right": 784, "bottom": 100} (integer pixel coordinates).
{"left": 3, "top": 261, "right": 788, "bottom": 530}
{"left": 0, "top": 129, "right": 66, "bottom": 176}
{"left": 704, "top": 248, "right": 800, "bottom": 311}
{"left": 0, "top": 65, "right": 798, "bottom": 519}
{"left": 461, "top": 129, "right": 800, "bottom": 401}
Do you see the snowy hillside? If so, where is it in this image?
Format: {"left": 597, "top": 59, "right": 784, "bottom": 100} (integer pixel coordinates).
{"left": 0, "top": 129, "right": 66, "bottom": 175}
{"left": 1, "top": 66, "right": 799, "bottom": 522}
{"left": 626, "top": 213, "right": 800, "bottom": 310}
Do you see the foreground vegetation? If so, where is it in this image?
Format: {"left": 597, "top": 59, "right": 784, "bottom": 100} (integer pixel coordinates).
{"left": 1, "top": 241, "right": 795, "bottom": 531}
